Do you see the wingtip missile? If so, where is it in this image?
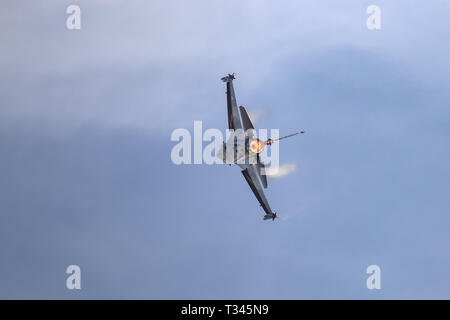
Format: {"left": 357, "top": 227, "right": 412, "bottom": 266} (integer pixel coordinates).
{"left": 221, "top": 73, "right": 236, "bottom": 82}
{"left": 263, "top": 213, "right": 277, "bottom": 221}
{"left": 265, "top": 130, "right": 305, "bottom": 145}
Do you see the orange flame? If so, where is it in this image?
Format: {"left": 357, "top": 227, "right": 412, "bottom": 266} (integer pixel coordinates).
{"left": 249, "top": 139, "right": 264, "bottom": 153}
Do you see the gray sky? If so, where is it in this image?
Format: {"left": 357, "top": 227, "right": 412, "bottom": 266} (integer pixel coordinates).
{"left": 1, "top": 0, "right": 450, "bottom": 299}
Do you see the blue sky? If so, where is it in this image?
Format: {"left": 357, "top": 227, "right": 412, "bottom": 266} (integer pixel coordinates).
{"left": 1, "top": 0, "right": 450, "bottom": 299}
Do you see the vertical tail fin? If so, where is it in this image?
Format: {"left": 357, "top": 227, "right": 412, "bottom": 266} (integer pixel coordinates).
{"left": 239, "top": 106, "right": 254, "bottom": 131}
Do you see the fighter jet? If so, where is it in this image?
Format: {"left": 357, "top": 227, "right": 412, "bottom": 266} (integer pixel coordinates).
{"left": 218, "top": 74, "right": 304, "bottom": 221}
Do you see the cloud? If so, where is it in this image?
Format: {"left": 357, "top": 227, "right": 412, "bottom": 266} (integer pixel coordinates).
{"left": 265, "top": 162, "right": 296, "bottom": 178}
{"left": 0, "top": 0, "right": 387, "bottom": 136}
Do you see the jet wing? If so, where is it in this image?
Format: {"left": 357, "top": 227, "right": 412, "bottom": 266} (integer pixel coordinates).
{"left": 240, "top": 163, "right": 275, "bottom": 219}
{"left": 221, "top": 74, "right": 242, "bottom": 130}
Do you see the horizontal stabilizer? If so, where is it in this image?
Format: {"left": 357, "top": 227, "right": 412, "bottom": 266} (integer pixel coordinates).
{"left": 257, "top": 160, "right": 268, "bottom": 189}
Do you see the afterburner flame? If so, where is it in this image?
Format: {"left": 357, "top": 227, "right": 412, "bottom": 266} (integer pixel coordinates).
{"left": 249, "top": 139, "right": 264, "bottom": 154}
